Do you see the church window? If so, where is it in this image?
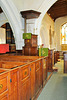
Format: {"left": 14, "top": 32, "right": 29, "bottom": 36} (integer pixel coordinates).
{"left": 61, "top": 23, "right": 67, "bottom": 44}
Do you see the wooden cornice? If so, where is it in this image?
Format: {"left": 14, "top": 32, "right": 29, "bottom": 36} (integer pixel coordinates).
{"left": 20, "top": 10, "right": 41, "bottom": 19}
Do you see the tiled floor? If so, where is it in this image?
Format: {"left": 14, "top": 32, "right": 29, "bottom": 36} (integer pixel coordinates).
{"left": 37, "top": 60, "right": 67, "bottom": 100}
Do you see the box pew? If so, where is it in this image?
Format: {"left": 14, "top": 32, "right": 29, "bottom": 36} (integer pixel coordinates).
{"left": 0, "top": 55, "right": 48, "bottom": 85}
{"left": 9, "top": 62, "right": 36, "bottom": 100}
{"left": 0, "top": 62, "right": 35, "bottom": 100}
{"left": 0, "top": 56, "right": 48, "bottom": 100}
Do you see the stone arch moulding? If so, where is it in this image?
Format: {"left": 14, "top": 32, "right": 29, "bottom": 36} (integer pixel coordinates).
{"left": 35, "top": 0, "right": 57, "bottom": 44}
{"left": 0, "top": 13, "right": 8, "bottom": 27}
{"left": 54, "top": 16, "right": 67, "bottom": 50}
{"left": 61, "top": 22, "right": 67, "bottom": 27}
{"left": 0, "top": 0, "right": 24, "bottom": 50}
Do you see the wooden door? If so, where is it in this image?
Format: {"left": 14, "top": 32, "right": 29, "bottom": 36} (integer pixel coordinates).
{"left": 9, "top": 68, "right": 19, "bottom": 100}
{"left": 0, "top": 72, "right": 9, "bottom": 100}
{"left": 35, "top": 61, "right": 40, "bottom": 94}
{"left": 39, "top": 60, "right": 43, "bottom": 87}
{"left": 42, "top": 58, "right": 47, "bottom": 86}
{"left": 23, "top": 47, "right": 30, "bottom": 55}
{"left": 30, "top": 63, "right": 35, "bottom": 99}
{"left": 20, "top": 65, "right": 31, "bottom": 100}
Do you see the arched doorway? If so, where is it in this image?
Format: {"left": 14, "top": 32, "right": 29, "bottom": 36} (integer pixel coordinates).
{"left": 0, "top": 0, "right": 24, "bottom": 49}
{"left": 1, "top": 23, "right": 16, "bottom": 53}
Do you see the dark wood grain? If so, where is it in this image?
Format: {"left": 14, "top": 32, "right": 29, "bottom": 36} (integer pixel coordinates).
{"left": 20, "top": 10, "right": 41, "bottom": 19}
{"left": 23, "top": 34, "right": 38, "bottom": 56}
{"left": 47, "top": 0, "right": 67, "bottom": 21}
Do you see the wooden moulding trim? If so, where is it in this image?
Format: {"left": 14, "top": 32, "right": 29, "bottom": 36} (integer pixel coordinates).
{"left": 20, "top": 10, "right": 41, "bottom": 19}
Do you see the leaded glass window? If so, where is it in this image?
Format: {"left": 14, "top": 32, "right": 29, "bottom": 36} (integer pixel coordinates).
{"left": 61, "top": 23, "right": 67, "bottom": 44}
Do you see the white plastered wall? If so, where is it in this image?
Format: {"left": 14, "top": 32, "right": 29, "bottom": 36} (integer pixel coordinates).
{"left": 55, "top": 16, "right": 67, "bottom": 51}
{"left": 0, "top": 28, "right": 6, "bottom": 44}
{"left": 40, "top": 13, "right": 55, "bottom": 49}
{"left": 0, "top": 13, "right": 8, "bottom": 26}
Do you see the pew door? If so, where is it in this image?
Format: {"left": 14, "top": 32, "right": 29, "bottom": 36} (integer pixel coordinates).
{"left": 35, "top": 61, "right": 40, "bottom": 94}
{"left": 0, "top": 72, "right": 10, "bottom": 100}
{"left": 20, "top": 65, "right": 31, "bottom": 100}
{"left": 9, "top": 68, "right": 20, "bottom": 100}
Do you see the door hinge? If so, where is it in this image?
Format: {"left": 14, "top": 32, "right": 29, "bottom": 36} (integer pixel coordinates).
{"left": 10, "top": 79, "right": 12, "bottom": 83}
{"left": 30, "top": 68, "right": 31, "bottom": 71}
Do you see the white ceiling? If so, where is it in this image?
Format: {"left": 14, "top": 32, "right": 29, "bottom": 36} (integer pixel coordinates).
{"left": 12, "top": 0, "right": 46, "bottom": 12}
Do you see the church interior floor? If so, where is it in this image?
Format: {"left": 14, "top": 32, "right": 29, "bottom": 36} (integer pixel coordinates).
{"left": 37, "top": 60, "right": 67, "bottom": 100}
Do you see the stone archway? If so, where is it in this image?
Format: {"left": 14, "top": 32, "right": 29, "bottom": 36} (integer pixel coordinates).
{"left": 0, "top": 0, "right": 24, "bottom": 50}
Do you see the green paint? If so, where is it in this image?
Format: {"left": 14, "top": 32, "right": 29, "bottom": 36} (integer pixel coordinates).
{"left": 23, "top": 33, "right": 32, "bottom": 39}
{"left": 38, "top": 48, "right": 48, "bottom": 56}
